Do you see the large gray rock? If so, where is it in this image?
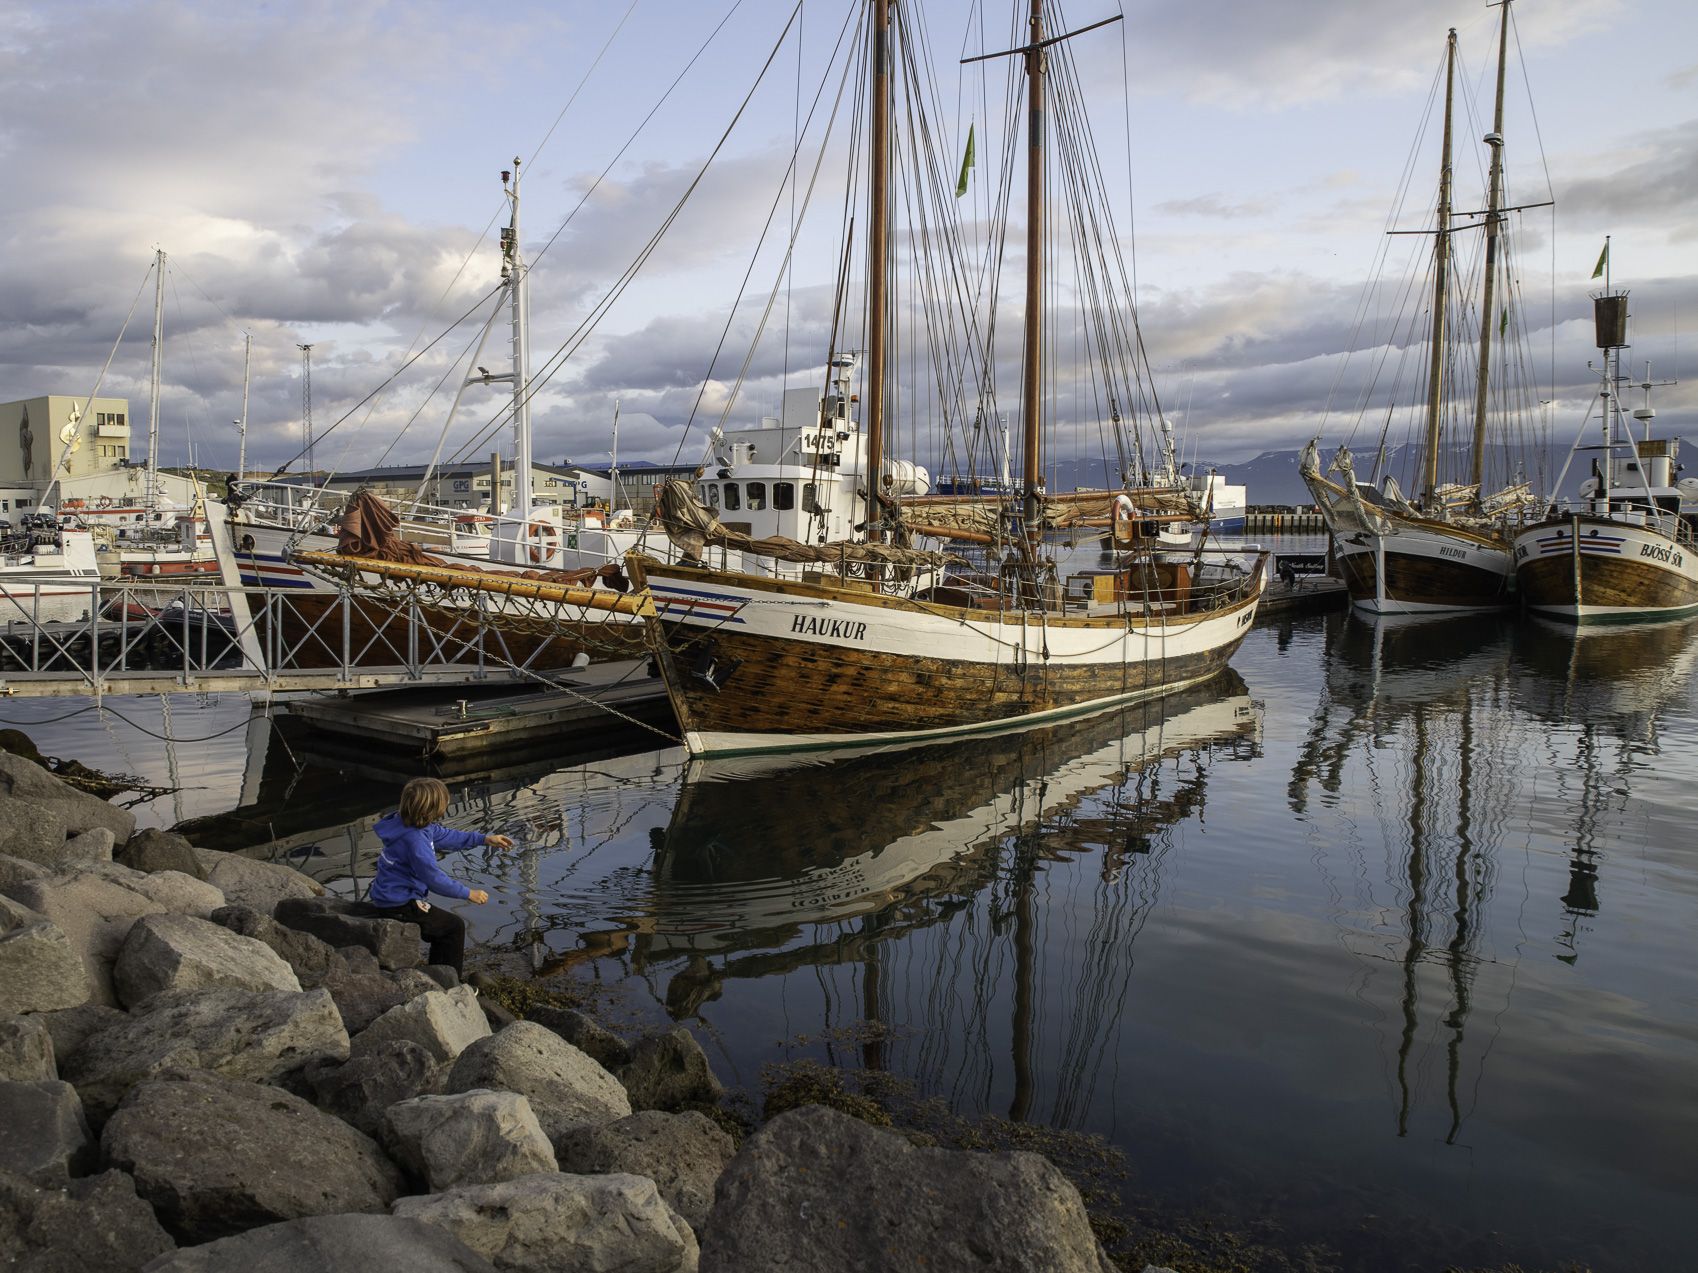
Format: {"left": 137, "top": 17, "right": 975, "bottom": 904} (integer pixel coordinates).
{"left": 306, "top": 1039, "right": 438, "bottom": 1136}
{"left": 699, "top": 1105, "right": 1112, "bottom": 1273}
{"left": 114, "top": 913, "right": 300, "bottom": 1007}
{"left": 0, "top": 1079, "right": 95, "bottom": 1184}
{"left": 0, "top": 852, "right": 50, "bottom": 892}
{"left": 0, "top": 1166, "right": 175, "bottom": 1271}
{"left": 35, "top": 1002, "right": 127, "bottom": 1065}
{"left": 446, "top": 1022, "right": 630, "bottom": 1142}
{"left": 555, "top": 1110, "right": 734, "bottom": 1230}
{"left": 0, "top": 1011, "right": 56, "bottom": 1081}
{"left": 57, "top": 827, "right": 116, "bottom": 867}
{"left": 138, "top": 1214, "right": 494, "bottom": 1273}
{"left": 355, "top": 987, "right": 490, "bottom": 1065}
{"left": 118, "top": 871, "right": 225, "bottom": 920}
{"left": 4, "top": 871, "right": 167, "bottom": 1006}
{"left": 393, "top": 1172, "right": 691, "bottom": 1273}
{"left": 64, "top": 987, "right": 349, "bottom": 1124}
{"left": 103, "top": 1071, "right": 404, "bottom": 1245}
{"left": 316, "top": 968, "right": 408, "bottom": 1034}
{"left": 381, "top": 1090, "right": 557, "bottom": 1192}
{"left": 116, "top": 830, "right": 207, "bottom": 881}
{"left": 208, "top": 904, "right": 341, "bottom": 981}
{"left": 0, "top": 891, "right": 44, "bottom": 931}
{"left": 0, "top": 753, "right": 136, "bottom": 860}
{"left": 273, "top": 897, "right": 418, "bottom": 970}
{"left": 0, "top": 921, "right": 91, "bottom": 1012}
{"left": 390, "top": 967, "right": 443, "bottom": 1000}
{"left": 617, "top": 1028, "right": 725, "bottom": 1112}
{"left": 526, "top": 1005, "right": 632, "bottom": 1071}
{"left": 201, "top": 853, "right": 321, "bottom": 918}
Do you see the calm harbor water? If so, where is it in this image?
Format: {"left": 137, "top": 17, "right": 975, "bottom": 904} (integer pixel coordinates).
{"left": 7, "top": 601, "right": 1698, "bottom": 1271}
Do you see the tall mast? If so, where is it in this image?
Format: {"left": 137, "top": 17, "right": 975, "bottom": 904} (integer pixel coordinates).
{"left": 1421, "top": 30, "right": 1457, "bottom": 507}
{"left": 505, "top": 160, "right": 533, "bottom": 515}
{"left": 237, "top": 332, "right": 251, "bottom": 481}
{"left": 146, "top": 249, "right": 165, "bottom": 513}
{"left": 1022, "top": 0, "right": 1045, "bottom": 552}
{"left": 1470, "top": 4, "right": 1512, "bottom": 490}
{"left": 864, "top": 0, "right": 892, "bottom": 529}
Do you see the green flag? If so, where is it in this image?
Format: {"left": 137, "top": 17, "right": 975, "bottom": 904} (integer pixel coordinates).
{"left": 1500, "top": 306, "right": 1508, "bottom": 338}
{"left": 956, "top": 123, "right": 975, "bottom": 198}
{"left": 1591, "top": 240, "right": 1609, "bottom": 279}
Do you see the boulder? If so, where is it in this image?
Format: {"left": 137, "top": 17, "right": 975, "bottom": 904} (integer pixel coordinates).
{"left": 393, "top": 1172, "right": 690, "bottom": 1273}
{"left": 0, "top": 1011, "right": 56, "bottom": 1081}
{"left": 4, "top": 871, "right": 167, "bottom": 1007}
{"left": 35, "top": 1003, "right": 126, "bottom": 1065}
{"left": 0, "top": 794, "right": 70, "bottom": 866}
{"left": 554, "top": 1110, "right": 734, "bottom": 1230}
{"left": 103, "top": 1071, "right": 404, "bottom": 1245}
{"left": 273, "top": 898, "right": 418, "bottom": 970}
{"left": 57, "top": 827, "right": 116, "bottom": 867}
{"left": 0, "top": 921, "right": 91, "bottom": 1013}
{"left": 354, "top": 987, "right": 489, "bottom": 1065}
{"left": 306, "top": 1039, "right": 438, "bottom": 1136}
{"left": 381, "top": 1090, "right": 557, "bottom": 1192}
{"left": 0, "top": 891, "right": 44, "bottom": 931}
{"left": 116, "top": 830, "right": 207, "bottom": 881}
{"left": 0, "top": 1166, "right": 175, "bottom": 1271}
{"left": 136, "top": 1214, "right": 495, "bottom": 1273}
{"left": 336, "top": 945, "right": 383, "bottom": 978}
{"left": 114, "top": 914, "right": 300, "bottom": 1007}
{"left": 0, "top": 852, "right": 50, "bottom": 892}
{"left": 0, "top": 1080, "right": 95, "bottom": 1184}
{"left": 201, "top": 854, "right": 321, "bottom": 918}
{"left": 698, "top": 1105, "right": 1112, "bottom": 1273}
{"left": 64, "top": 987, "right": 349, "bottom": 1125}
{"left": 118, "top": 872, "right": 226, "bottom": 920}
{"left": 389, "top": 967, "right": 443, "bottom": 1000}
{"left": 526, "top": 1006, "right": 632, "bottom": 1071}
{"left": 617, "top": 1028, "right": 725, "bottom": 1112}
{"left": 208, "top": 904, "right": 340, "bottom": 980}
{"left": 0, "top": 752, "right": 136, "bottom": 857}
{"left": 445, "top": 1022, "right": 630, "bottom": 1142}
{"left": 316, "top": 968, "right": 408, "bottom": 1035}
{"left": 422, "top": 965, "right": 460, "bottom": 991}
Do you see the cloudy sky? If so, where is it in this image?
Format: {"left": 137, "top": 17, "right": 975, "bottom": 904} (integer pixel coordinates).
{"left": 2, "top": 0, "right": 1694, "bottom": 484}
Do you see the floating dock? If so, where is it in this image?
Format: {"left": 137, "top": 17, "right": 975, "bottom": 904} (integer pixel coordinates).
{"left": 1255, "top": 576, "right": 1348, "bottom": 620}
{"left": 287, "top": 658, "right": 676, "bottom": 758}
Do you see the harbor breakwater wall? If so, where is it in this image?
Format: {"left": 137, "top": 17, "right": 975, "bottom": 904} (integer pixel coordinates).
{"left": 0, "top": 750, "right": 1128, "bottom": 1273}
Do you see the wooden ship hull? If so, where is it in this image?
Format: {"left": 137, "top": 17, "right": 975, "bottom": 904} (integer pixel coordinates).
{"left": 629, "top": 556, "right": 1263, "bottom": 757}
{"left": 1332, "top": 523, "right": 1515, "bottom": 615}
{"left": 1512, "top": 514, "right": 1698, "bottom": 623}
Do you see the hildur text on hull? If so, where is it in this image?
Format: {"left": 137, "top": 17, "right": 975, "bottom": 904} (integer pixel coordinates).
{"left": 1512, "top": 252, "right": 1696, "bottom": 623}
{"left": 633, "top": 0, "right": 1265, "bottom": 758}
{"left": 1302, "top": 9, "right": 1549, "bottom": 615}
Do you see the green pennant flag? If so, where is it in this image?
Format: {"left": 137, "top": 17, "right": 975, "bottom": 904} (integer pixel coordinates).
{"left": 956, "top": 123, "right": 975, "bottom": 199}
{"left": 1591, "top": 240, "right": 1609, "bottom": 279}
{"left": 1500, "top": 305, "right": 1509, "bottom": 338}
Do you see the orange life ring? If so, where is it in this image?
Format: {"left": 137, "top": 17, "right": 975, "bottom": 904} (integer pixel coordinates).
{"left": 97, "top": 495, "right": 113, "bottom": 509}
{"left": 527, "top": 522, "right": 559, "bottom": 564}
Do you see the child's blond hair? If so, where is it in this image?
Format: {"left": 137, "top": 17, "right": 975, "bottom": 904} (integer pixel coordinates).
{"left": 397, "top": 777, "right": 450, "bottom": 828}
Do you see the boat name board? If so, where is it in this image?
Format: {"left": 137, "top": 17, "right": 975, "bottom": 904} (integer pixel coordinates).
{"left": 1640, "top": 542, "right": 1684, "bottom": 566}
{"left": 1438, "top": 545, "right": 1466, "bottom": 561}
{"left": 790, "top": 613, "right": 869, "bottom": 643}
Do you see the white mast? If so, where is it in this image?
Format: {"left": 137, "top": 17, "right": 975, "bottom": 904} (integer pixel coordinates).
{"left": 237, "top": 332, "right": 251, "bottom": 479}
{"left": 610, "top": 399, "right": 620, "bottom": 509}
{"left": 146, "top": 248, "right": 165, "bottom": 514}
{"left": 503, "top": 160, "right": 533, "bottom": 514}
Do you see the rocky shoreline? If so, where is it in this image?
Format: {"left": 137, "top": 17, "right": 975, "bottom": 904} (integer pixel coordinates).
{"left": 0, "top": 750, "right": 1134, "bottom": 1272}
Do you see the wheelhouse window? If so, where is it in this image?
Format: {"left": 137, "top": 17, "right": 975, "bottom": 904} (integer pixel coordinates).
{"left": 802, "top": 483, "right": 820, "bottom": 514}
{"left": 704, "top": 484, "right": 720, "bottom": 508}
{"left": 723, "top": 483, "right": 741, "bottom": 511}
{"left": 745, "top": 482, "right": 766, "bottom": 511}
{"left": 774, "top": 482, "right": 795, "bottom": 511}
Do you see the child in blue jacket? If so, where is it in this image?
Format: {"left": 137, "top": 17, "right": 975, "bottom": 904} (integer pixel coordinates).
{"left": 370, "top": 777, "right": 512, "bottom": 975}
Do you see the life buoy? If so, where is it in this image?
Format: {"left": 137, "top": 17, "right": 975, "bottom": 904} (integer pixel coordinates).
{"left": 97, "top": 495, "right": 113, "bottom": 509}
{"left": 527, "top": 522, "right": 559, "bottom": 564}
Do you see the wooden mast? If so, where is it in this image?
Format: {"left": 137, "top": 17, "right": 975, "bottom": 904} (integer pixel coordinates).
{"left": 864, "top": 0, "right": 892, "bottom": 533}
{"left": 1022, "top": 0, "right": 1045, "bottom": 554}
{"left": 1470, "top": 4, "right": 1512, "bottom": 491}
{"left": 1421, "top": 30, "right": 1457, "bottom": 507}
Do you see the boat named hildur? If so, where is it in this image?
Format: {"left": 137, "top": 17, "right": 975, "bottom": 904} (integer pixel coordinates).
{"left": 1513, "top": 269, "right": 1697, "bottom": 623}
{"left": 1303, "top": 10, "right": 1545, "bottom": 615}
{"left": 634, "top": 0, "right": 1264, "bottom": 758}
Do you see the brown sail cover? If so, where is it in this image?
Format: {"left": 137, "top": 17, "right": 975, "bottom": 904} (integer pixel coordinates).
{"left": 331, "top": 489, "right": 629, "bottom": 591}
{"left": 654, "top": 481, "right": 960, "bottom": 568}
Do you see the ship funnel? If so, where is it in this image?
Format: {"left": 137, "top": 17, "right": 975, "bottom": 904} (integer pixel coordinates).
{"left": 1594, "top": 293, "right": 1629, "bottom": 349}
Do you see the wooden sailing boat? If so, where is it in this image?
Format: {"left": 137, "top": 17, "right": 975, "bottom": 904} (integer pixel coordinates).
{"left": 1512, "top": 268, "right": 1696, "bottom": 621}
{"left": 1302, "top": 12, "right": 1542, "bottom": 615}
{"left": 633, "top": 0, "right": 1264, "bottom": 758}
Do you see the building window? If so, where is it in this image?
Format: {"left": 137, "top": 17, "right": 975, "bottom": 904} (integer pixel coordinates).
{"left": 723, "top": 483, "right": 741, "bottom": 511}
{"left": 745, "top": 482, "right": 766, "bottom": 511}
{"left": 774, "top": 482, "right": 795, "bottom": 511}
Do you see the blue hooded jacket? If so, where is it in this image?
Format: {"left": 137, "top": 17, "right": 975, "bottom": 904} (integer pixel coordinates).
{"left": 370, "top": 812, "right": 485, "bottom": 907}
